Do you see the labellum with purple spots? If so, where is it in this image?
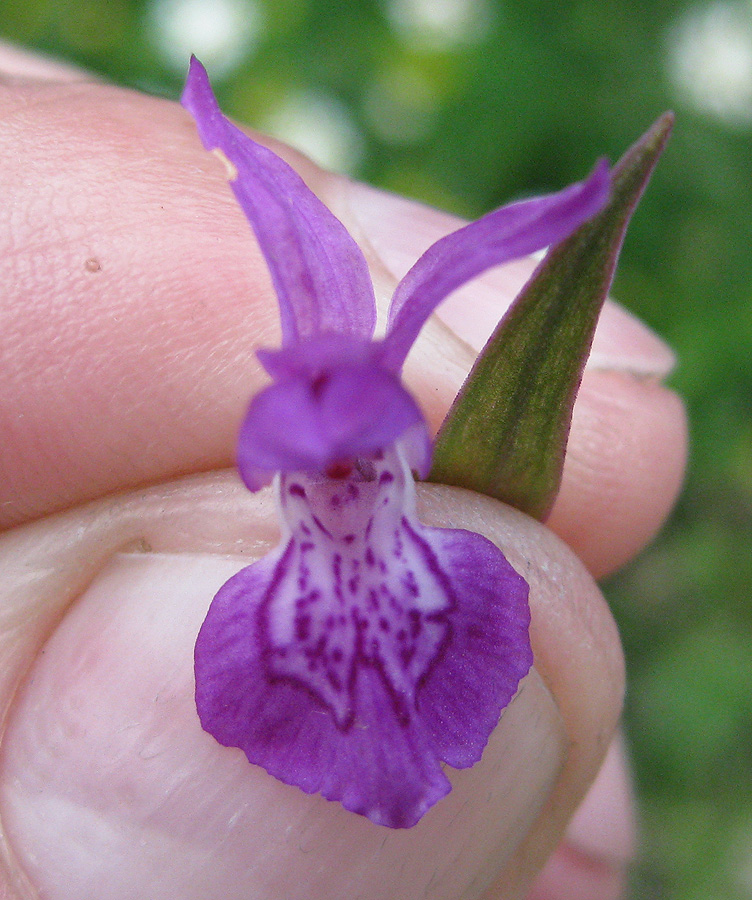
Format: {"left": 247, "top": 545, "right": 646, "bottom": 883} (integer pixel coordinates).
{"left": 182, "top": 57, "right": 612, "bottom": 828}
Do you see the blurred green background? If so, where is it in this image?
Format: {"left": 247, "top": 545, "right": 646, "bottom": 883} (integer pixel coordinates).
{"left": 1, "top": 0, "right": 749, "bottom": 896}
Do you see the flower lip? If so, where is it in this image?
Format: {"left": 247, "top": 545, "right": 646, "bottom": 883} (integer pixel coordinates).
{"left": 195, "top": 447, "right": 533, "bottom": 828}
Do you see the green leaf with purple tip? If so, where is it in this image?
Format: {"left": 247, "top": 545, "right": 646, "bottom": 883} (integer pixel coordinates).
{"left": 429, "top": 113, "right": 674, "bottom": 520}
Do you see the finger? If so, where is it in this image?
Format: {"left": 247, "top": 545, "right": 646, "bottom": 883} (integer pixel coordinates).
{"left": 523, "top": 734, "right": 635, "bottom": 900}
{"left": 0, "top": 474, "right": 623, "bottom": 900}
{"left": 0, "top": 79, "right": 279, "bottom": 528}
{"left": 0, "top": 40, "right": 90, "bottom": 82}
{"left": 0, "top": 79, "right": 686, "bottom": 579}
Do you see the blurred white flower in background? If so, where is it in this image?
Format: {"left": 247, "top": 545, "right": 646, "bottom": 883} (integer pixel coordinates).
{"left": 384, "top": 0, "right": 492, "bottom": 50}
{"left": 668, "top": 1, "right": 752, "bottom": 125}
{"left": 147, "top": 0, "right": 263, "bottom": 78}
{"left": 262, "top": 91, "right": 365, "bottom": 175}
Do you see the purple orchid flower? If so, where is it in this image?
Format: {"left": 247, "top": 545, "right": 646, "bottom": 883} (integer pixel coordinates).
{"left": 182, "top": 57, "right": 610, "bottom": 829}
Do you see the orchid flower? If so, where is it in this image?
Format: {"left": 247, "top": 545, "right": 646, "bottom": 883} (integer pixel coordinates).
{"left": 182, "top": 57, "right": 610, "bottom": 829}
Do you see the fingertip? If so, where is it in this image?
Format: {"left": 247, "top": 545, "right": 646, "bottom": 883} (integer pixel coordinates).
{"left": 547, "top": 372, "right": 687, "bottom": 577}
{"left": 0, "top": 41, "right": 89, "bottom": 82}
{"left": 0, "top": 475, "right": 621, "bottom": 900}
{"left": 523, "top": 735, "right": 635, "bottom": 900}
{"left": 523, "top": 845, "right": 627, "bottom": 900}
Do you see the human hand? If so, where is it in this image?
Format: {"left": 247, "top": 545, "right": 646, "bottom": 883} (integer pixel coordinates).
{"left": 0, "top": 44, "right": 686, "bottom": 900}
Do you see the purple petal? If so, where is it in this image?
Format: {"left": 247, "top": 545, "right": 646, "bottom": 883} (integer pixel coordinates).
{"left": 416, "top": 526, "right": 532, "bottom": 767}
{"left": 182, "top": 57, "right": 376, "bottom": 344}
{"left": 236, "top": 343, "right": 425, "bottom": 491}
{"left": 196, "top": 566, "right": 451, "bottom": 826}
{"left": 195, "top": 449, "right": 532, "bottom": 827}
{"left": 256, "top": 333, "right": 380, "bottom": 381}
{"left": 379, "top": 158, "right": 611, "bottom": 371}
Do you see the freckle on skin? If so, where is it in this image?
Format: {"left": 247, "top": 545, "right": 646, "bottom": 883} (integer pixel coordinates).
{"left": 84, "top": 257, "right": 101, "bottom": 272}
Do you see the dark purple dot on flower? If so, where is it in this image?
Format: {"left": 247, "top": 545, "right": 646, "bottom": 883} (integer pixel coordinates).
{"left": 347, "top": 483, "right": 359, "bottom": 499}
{"left": 289, "top": 484, "right": 306, "bottom": 498}
{"left": 312, "top": 516, "right": 332, "bottom": 537}
{"left": 379, "top": 471, "right": 394, "bottom": 485}
{"left": 325, "top": 459, "right": 354, "bottom": 479}
{"left": 402, "top": 569, "right": 420, "bottom": 597}
{"left": 331, "top": 647, "right": 343, "bottom": 662}
{"left": 397, "top": 628, "right": 406, "bottom": 642}
{"left": 391, "top": 695, "right": 410, "bottom": 727}
{"left": 295, "top": 614, "right": 311, "bottom": 641}
{"left": 348, "top": 576, "right": 360, "bottom": 594}
{"left": 365, "top": 546, "right": 375, "bottom": 567}
{"left": 400, "top": 646, "right": 415, "bottom": 668}
{"left": 311, "top": 372, "right": 329, "bottom": 396}
{"left": 379, "top": 617, "right": 390, "bottom": 632}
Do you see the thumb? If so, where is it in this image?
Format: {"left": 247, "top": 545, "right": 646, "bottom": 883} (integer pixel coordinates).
{"left": 0, "top": 473, "right": 622, "bottom": 900}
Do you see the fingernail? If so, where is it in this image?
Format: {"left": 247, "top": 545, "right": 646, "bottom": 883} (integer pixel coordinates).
{"left": 344, "top": 180, "right": 676, "bottom": 379}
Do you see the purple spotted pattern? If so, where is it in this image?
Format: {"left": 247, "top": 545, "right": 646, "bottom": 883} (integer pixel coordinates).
{"left": 183, "top": 57, "right": 611, "bottom": 827}
{"left": 268, "top": 452, "right": 452, "bottom": 729}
